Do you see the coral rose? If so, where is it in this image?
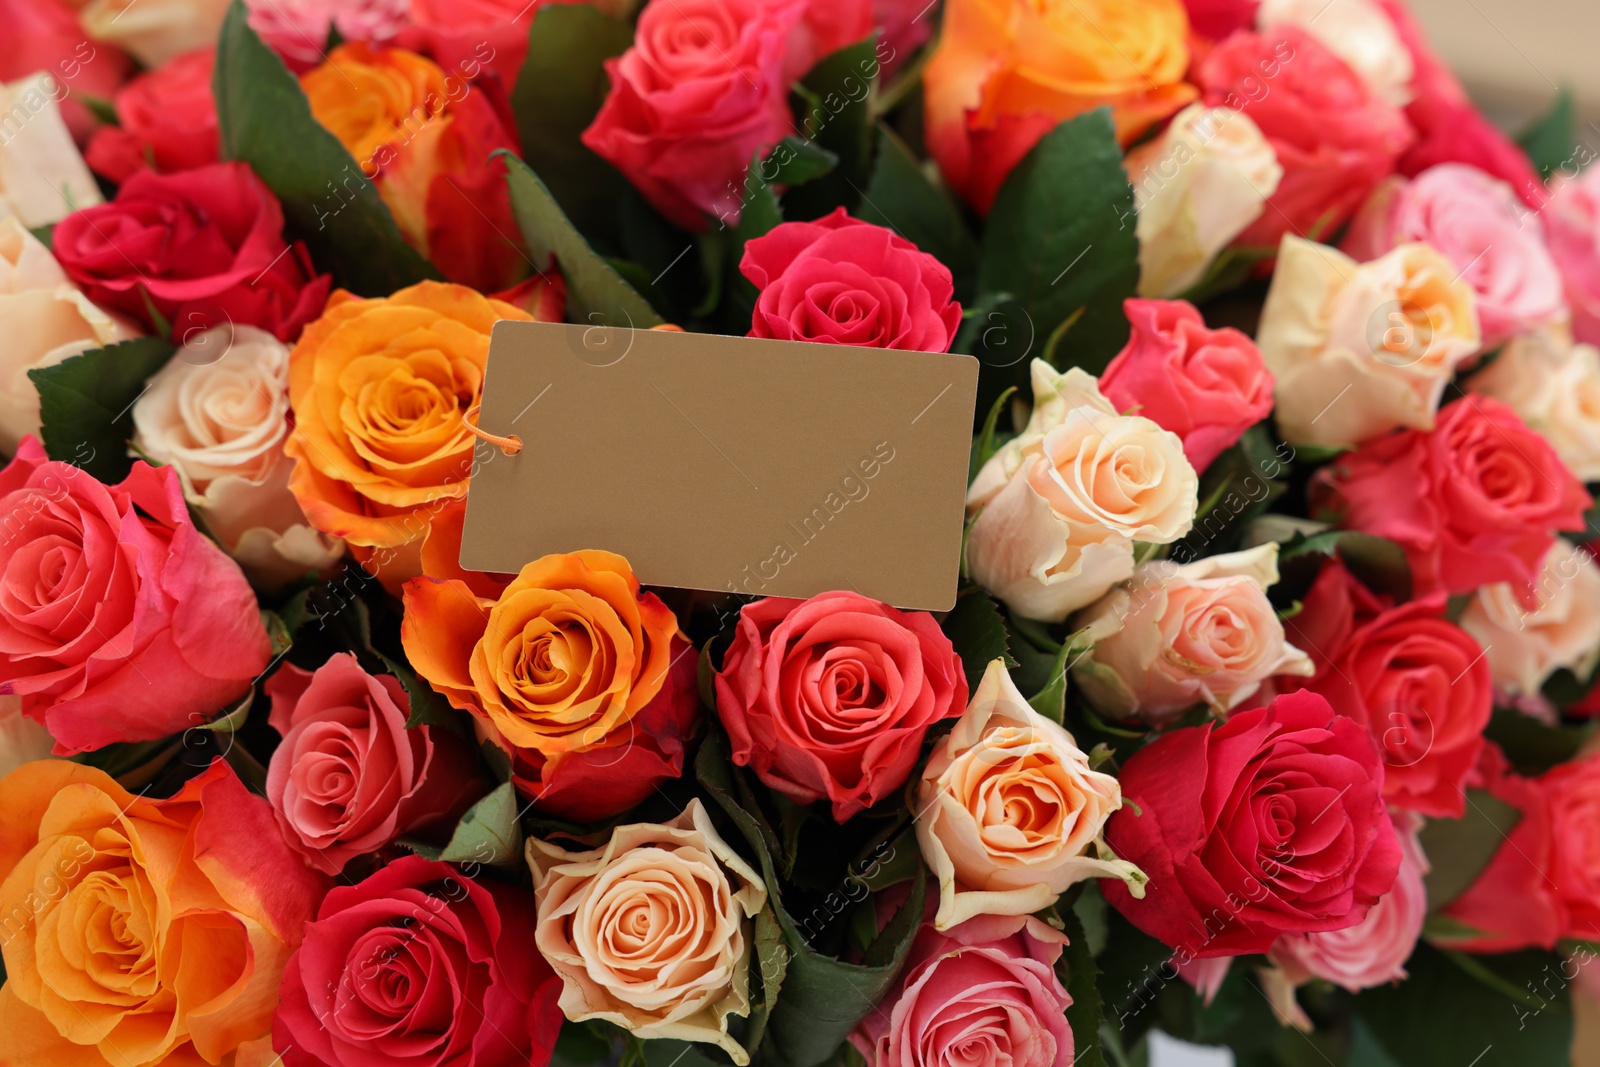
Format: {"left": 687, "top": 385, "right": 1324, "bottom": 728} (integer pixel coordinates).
{"left": 0, "top": 759, "right": 326, "bottom": 1066}
{"left": 0, "top": 73, "right": 105, "bottom": 227}
{"left": 84, "top": 47, "right": 218, "bottom": 183}
{"left": 402, "top": 550, "right": 698, "bottom": 821}
{"left": 1468, "top": 327, "right": 1600, "bottom": 482}
{"left": 923, "top": 0, "right": 1196, "bottom": 213}
{"left": 1099, "top": 298, "right": 1275, "bottom": 472}
{"left": 529, "top": 800, "right": 766, "bottom": 1063}
{"left": 965, "top": 361, "right": 1198, "bottom": 622}
{"left": 1071, "top": 544, "right": 1314, "bottom": 726}
{"left": 916, "top": 659, "right": 1143, "bottom": 930}
{"left": 741, "top": 210, "right": 962, "bottom": 351}
{"left": 1256, "top": 0, "right": 1415, "bottom": 106}
{"left": 273, "top": 853, "right": 562, "bottom": 1067}
{"left": 1311, "top": 396, "right": 1591, "bottom": 599}
{"left": 1257, "top": 236, "right": 1480, "bottom": 449}
{"left": 851, "top": 911, "right": 1075, "bottom": 1067}
{"left": 0, "top": 437, "right": 271, "bottom": 754}
{"left": 714, "top": 590, "right": 968, "bottom": 821}
{"left": 1103, "top": 690, "right": 1402, "bottom": 958}
{"left": 1461, "top": 539, "right": 1600, "bottom": 698}
{"left": 1281, "top": 559, "right": 1492, "bottom": 818}
{"left": 283, "top": 281, "right": 532, "bottom": 590}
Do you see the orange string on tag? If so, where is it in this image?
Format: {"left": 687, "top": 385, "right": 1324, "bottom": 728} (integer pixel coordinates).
{"left": 462, "top": 403, "right": 522, "bottom": 456}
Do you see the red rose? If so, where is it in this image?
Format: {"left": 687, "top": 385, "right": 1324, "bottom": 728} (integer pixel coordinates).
{"left": 401, "top": 0, "right": 536, "bottom": 86}
{"left": 1098, "top": 298, "right": 1274, "bottom": 473}
{"left": 582, "top": 0, "right": 804, "bottom": 230}
{"left": 0, "top": 437, "right": 271, "bottom": 754}
{"left": 0, "top": 0, "right": 130, "bottom": 141}
{"left": 84, "top": 48, "right": 218, "bottom": 183}
{"left": 272, "top": 855, "right": 563, "bottom": 1067}
{"left": 264, "top": 654, "right": 485, "bottom": 875}
{"left": 1103, "top": 690, "right": 1402, "bottom": 958}
{"left": 715, "top": 591, "right": 968, "bottom": 821}
{"left": 1196, "top": 26, "right": 1413, "bottom": 246}
{"left": 1312, "top": 396, "right": 1591, "bottom": 600}
{"left": 52, "top": 162, "right": 333, "bottom": 343}
{"left": 740, "top": 210, "right": 963, "bottom": 351}
{"left": 1279, "top": 560, "right": 1492, "bottom": 818}
{"left": 1182, "top": 0, "right": 1259, "bottom": 39}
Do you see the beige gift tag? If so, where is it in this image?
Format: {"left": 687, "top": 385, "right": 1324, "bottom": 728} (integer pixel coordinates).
{"left": 459, "top": 321, "right": 979, "bottom": 610}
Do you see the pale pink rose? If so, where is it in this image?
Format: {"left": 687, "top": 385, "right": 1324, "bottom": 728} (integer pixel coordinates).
{"left": 0, "top": 217, "right": 139, "bottom": 452}
{"left": 1070, "top": 543, "right": 1314, "bottom": 726}
{"left": 529, "top": 800, "right": 767, "bottom": 1063}
{"left": 246, "top": 0, "right": 409, "bottom": 72}
{"left": 916, "top": 660, "right": 1145, "bottom": 930}
{"left": 0, "top": 74, "right": 103, "bottom": 228}
{"left": 1461, "top": 539, "right": 1600, "bottom": 697}
{"left": 1344, "top": 164, "right": 1565, "bottom": 347}
{"left": 1258, "top": 235, "right": 1480, "bottom": 448}
{"left": 852, "top": 912, "right": 1075, "bottom": 1067}
{"left": 1175, "top": 955, "right": 1233, "bottom": 1006}
{"left": 263, "top": 653, "right": 484, "bottom": 875}
{"left": 1269, "top": 810, "right": 1428, "bottom": 990}
{"left": 80, "top": 0, "right": 230, "bottom": 68}
{"left": 131, "top": 324, "right": 343, "bottom": 591}
{"left": 966, "top": 360, "right": 1198, "bottom": 622}
{"left": 1468, "top": 326, "right": 1600, "bottom": 482}
{"left": 1546, "top": 165, "right": 1600, "bottom": 348}
{"left": 0, "top": 695, "right": 54, "bottom": 778}
{"left": 1256, "top": 0, "right": 1414, "bottom": 106}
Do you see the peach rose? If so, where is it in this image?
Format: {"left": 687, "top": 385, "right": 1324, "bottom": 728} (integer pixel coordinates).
{"left": 1256, "top": 0, "right": 1414, "bottom": 106}
{"left": 284, "top": 281, "right": 532, "bottom": 591}
{"left": 1071, "top": 543, "right": 1315, "bottom": 726}
{"left": 0, "top": 218, "right": 138, "bottom": 453}
{"left": 0, "top": 73, "right": 103, "bottom": 227}
{"left": 965, "top": 360, "right": 1198, "bottom": 622}
{"left": 1468, "top": 327, "right": 1600, "bottom": 482}
{"left": 916, "top": 659, "right": 1145, "bottom": 930}
{"left": 1126, "top": 103, "right": 1282, "bottom": 299}
{"left": 132, "top": 323, "right": 343, "bottom": 591}
{"left": 528, "top": 800, "right": 766, "bottom": 1063}
{"left": 1461, "top": 540, "right": 1600, "bottom": 697}
{"left": 80, "top": 0, "right": 229, "bottom": 68}
{"left": 923, "top": 0, "right": 1197, "bottom": 212}
{"left": 0, "top": 695, "right": 52, "bottom": 779}
{"left": 1257, "top": 235, "right": 1481, "bottom": 448}
{"left": 0, "top": 759, "right": 326, "bottom": 1066}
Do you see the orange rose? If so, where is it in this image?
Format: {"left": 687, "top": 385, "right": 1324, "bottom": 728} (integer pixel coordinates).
{"left": 924, "top": 0, "right": 1196, "bottom": 212}
{"left": 284, "top": 280, "right": 532, "bottom": 591}
{"left": 0, "top": 759, "right": 325, "bottom": 1067}
{"left": 401, "top": 551, "right": 700, "bottom": 821}
{"left": 301, "top": 43, "right": 524, "bottom": 291}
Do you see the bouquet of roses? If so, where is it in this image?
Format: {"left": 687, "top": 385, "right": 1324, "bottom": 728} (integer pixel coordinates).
{"left": 1, "top": 0, "right": 1598, "bottom": 1064}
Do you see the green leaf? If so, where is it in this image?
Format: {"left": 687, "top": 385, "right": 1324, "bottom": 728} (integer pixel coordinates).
{"left": 502, "top": 153, "right": 664, "bottom": 328}
{"left": 1517, "top": 88, "right": 1575, "bottom": 181}
{"left": 742, "top": 903, "right": 789, "bottom": 1057}
{"left": 1027, "top": 640, "right": 1073, "bottom": 724}
{"left": 192, "top": 690, "right": 253, "bottom": 734}
{"left": 1175, "top": 244, "right": 1276, "bottom": 306}
{"left": 1279, "top": 528, "right": 1412, "bottom": 602}
{"left": 763, "top": 135, "right": 840, "bottom": 186}
{"left": 969, "top": 385, "right": 1017, "bottom": 481}
{"left": 433, "top": 780, "right": 523, "bottom": 867}
{"left": 379, "top": 649, "right": 460, "bottom": 732}
{"left": 1055, "top": 904, "right": 1109, "bottom": 1067}
{"left": 552, "top": 1020, "right": 615, "bottom": 1067}
{"left": 1173, "top": 425, "right": 1290, "bottom": 559}
{"left": 783, "top": 38, "right": 881, "bottom": 220}
{"left": 1418, "top": 788, "right": 1521, "bottom": 912}
{"left": 856, "top": 124, "right": 979, "bottom": 302}
{"left": 1485, "top": 708, "right": 1594, "bottom": 776}
{"left": 510, "top": 3, "right": 635, "bottom": 242}
{"left": 974, "top": 109, "right": 1139, "bottom": 410}
{"left": 940, "top": 589, "right": 1015, "bottom": 692}
{"left": 213, "top": 0, "right": 439, "bottom": 295}
{"left": 29, "top": 336, "right": 177, "bottom": 484}
{"left": 29, "top": 224, "right": 54, "bottom": 249}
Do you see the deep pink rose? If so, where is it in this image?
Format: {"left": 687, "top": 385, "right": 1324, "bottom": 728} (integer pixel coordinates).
{"left": 788, "top": 0, "right": 875, "bottom": 80}
{"left": 272, "top": 855, "right": 564, "bottom": 1067}
{"left": 851, "top": 912, "right": 1075, "bottom": 1067}
{"left": 264, "top": 653, "right": 486, "bottom": 875}
{"left": 1104, "top": 690, "right": 1402, "bottom": 958}
{"left": 52, "top": 162, "right": 333, "bottom": 343}
{"left": 741, "top": 209, "right": 962, "bottom": 350}
{"left": 1545, "top": 165, "right": 1600, "bottom": 347}
{"left": 714, "top": 590, "right": 968, "bottom": 821}
{"left": 1196, "top": 26, "right": 1412, "bottom": 246}
{"left": 873, "top": 0, "right": 935, "bottom": 78}
{"left": 582, "top": 0, "right": 804, "bottom": 230}
{"left": 0, "top": 0, "right": 131, "bottom": 141}
{"left": 85, "top": 48, "right": 219, "bottom": 183}
{"left": 1182, "top": 0, "right": 1259, "bottom": 40}
{"left": 1311, "top": 396, "right": 1591, "bottom": 600}
{"left": 1343, "top": 164, "right": 1564, "bottom": 346}
{"left": 246, "top": 0, "right": 409, "bottom": 73}
{"left": 0, "top": 437, "right": 271, "bottom": 754}
{"left": 1099, "top": 298, "right": 1273, "bottom": 473}
{"left": 399, "top": 0, "right": 600, "bottom": 87}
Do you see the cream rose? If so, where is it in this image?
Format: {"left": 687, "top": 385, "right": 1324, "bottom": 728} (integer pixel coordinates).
{"left": 0, "top": 217, "right": 139, "bottom": 452}
{"left": 1461, "top": 539, "right": 1600, "bottom": 697}
{"left": 131, "top": 324, "right": 343, "bottom": 590}
{"left": 1128, "top": 103, "right": 1283, "bottom": 298}
{"left": 529, "top": 800, "right": 767, "bottom": 1064}
{"left": 0, "top": 74, "right": 103, "bottom": 228}
{"left": 1468, "top": 326, "right": 1600, "bottom": 482}
{"left": 966, "top": 360, "right": 1199, "bottom": 622}
{"left": 0, "top": 695, "right": 54, "bottom": 777}
{"left": 1258, "top": 236, "right": 1481, "bottom": 449}
{"left": 916, "top": 659, "right": 1145, "bottom": 930}
{"left": 81, "top": 0, "right": 230, "bottom": 67}
{"left": 1070, "top": 543, "right": 1315, "bottom": 725}
{"left": 1257, "top": 0, "right": 1415, "bottom": 106}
